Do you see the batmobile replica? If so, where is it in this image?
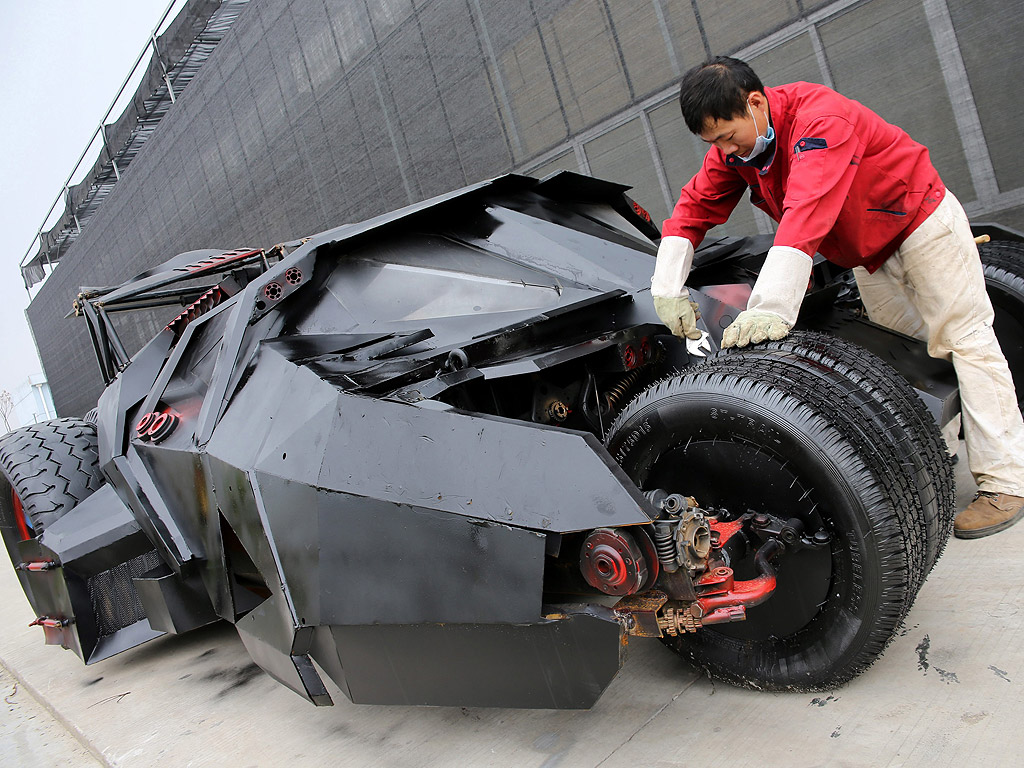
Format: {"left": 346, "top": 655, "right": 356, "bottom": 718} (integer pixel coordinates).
{"left": 3, "top": 172, "right": 1024, "bottom": 709}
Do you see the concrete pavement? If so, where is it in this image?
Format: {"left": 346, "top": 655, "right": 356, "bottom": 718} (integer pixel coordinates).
{"left": 1, "top": 455, "right": 1021, "bottom": 767}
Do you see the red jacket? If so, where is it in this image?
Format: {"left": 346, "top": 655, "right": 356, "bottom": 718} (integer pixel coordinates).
{"left": 663, "top": 82, "right": 945, "bottom": 272}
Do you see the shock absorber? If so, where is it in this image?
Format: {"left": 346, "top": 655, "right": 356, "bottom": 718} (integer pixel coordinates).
{"left": 645, "top": 490, "right": 686, "bottom": 573}
{"left": 653, "top": 522, "right": 679, "bottom": 573}
{"left": 604, "top": 368, "right": 644, "bottom": 411}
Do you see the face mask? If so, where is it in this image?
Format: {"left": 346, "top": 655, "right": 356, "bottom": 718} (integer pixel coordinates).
{"left": 735, "top": 100, "right": 774, "bottom": 162}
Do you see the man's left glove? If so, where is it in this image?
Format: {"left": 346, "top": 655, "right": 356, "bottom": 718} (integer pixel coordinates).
{"left": 653, "top": 295, "right": 703, "bottom": 340}
{"left": 721, "top": 310, "right": 791, "bottom": 348}
{"left": 652, "top": 236, "right": 703, "bottom": 338}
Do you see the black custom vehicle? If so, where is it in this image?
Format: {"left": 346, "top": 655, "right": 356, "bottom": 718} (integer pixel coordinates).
{"left": 3, "top": 172, "right": 1024, "bottom": 708}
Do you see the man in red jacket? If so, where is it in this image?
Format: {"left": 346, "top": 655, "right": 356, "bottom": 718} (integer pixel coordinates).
{"left": 653, "top": 56, "right": 1024, "bottom": 539}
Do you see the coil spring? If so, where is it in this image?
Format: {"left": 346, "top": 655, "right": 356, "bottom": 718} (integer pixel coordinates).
{"left": 652, "top": 522, "right": 678, "bottom": 573}
{"left": 604, "top": 368, "right": 644, "bottom": 410}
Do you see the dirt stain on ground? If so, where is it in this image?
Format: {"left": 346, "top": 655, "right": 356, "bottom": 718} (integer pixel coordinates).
{"left": 809, "top": 695, "right": 840, "bottom": 707}
{"left": 201, "top": 663, "right": 264, "bottom": 697}
{"left": 916, "top": 635, "right": 930, "bottom": 673}
{"left": 989, "top": 665, "right": 1011, "bottom": 683}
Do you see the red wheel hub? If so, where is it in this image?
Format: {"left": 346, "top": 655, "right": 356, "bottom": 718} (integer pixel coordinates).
{"left": 580, "top": 527, "right": 648, "bottom": 596}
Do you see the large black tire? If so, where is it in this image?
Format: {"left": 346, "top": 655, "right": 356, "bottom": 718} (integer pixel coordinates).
{"left": 979, "top": 240, "right": 1024, "bottom": 414}
{"left": 729, "top": 332, "right": 955, "bottom": 576}
{"left": 606, "top": 363, "right": 922, "bottom": 690}
{"left": 0, "top": 418, "right": 104, "bottom": 543}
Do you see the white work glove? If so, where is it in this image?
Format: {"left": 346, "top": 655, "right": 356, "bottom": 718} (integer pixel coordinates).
{"left": 722, "top": 245, "right": 812, "bottom": 348}
{"left": 652, "top": 236, "right": 702, "bottom": 340}
{"left": 654, "top": 296, "right": 703, "bottom": 340}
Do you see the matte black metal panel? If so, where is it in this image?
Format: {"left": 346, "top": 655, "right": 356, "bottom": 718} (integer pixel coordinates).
{"left": 327, "top": 611, "right": 624, "bottom": 708}
{"left": 205, "top": 344, "right": 652, "bottom": 534}
{"left": 263, "top": 478, "right": 547, "bottom": 627}
{"left": 234, "top": 589, "right": 332, "bottom": 707}
{"left": 134, "top": 443, "right": 210, "bottom": 562}
{"left": 37, "top": 484, "right": 146, "bottom": 570}
{"left": 14, "top": 538, "right": 83, "bottom": 659}
{"left": 316, "top": 391, "right": 652, "bottom": 533}
{"left": 133, "top": 566, "right": 219, "bottom": 635}
{"left": 96, "top": 329, "right": 175, "bottom": 464}
{"left": 30, "top": 486, "right": 167, "bottom": 664}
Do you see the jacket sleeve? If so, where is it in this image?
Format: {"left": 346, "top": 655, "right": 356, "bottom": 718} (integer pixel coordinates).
{"left": 773, "top": 114, "right": 862, "bottom": 257}
{"left": 662, "top": 150, "right": 747, "bottom": 246}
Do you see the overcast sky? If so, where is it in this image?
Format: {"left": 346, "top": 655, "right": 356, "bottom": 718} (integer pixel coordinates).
{"left": 0, "top": 0, "right": 175, "bottom": 408}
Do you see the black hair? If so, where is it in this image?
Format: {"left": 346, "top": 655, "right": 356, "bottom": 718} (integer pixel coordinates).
{"left": 678, "top": 57, "right": 765, "bottom": 134}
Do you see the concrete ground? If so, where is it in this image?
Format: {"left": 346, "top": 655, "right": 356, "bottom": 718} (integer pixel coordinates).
{"left": 1, "top": 454, "right": 1021, "bottom": 768}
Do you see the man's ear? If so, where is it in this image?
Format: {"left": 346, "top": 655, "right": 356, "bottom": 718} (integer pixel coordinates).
{"left": 746, "top": 90, "right": 767, "bottom": 110}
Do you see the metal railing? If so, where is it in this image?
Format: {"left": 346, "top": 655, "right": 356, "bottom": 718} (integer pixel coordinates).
{"left": 18, "top": 0, "right": 250, "bottom": 294}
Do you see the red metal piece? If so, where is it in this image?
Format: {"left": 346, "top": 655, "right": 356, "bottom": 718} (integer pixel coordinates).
{"left": 172, "top": 248, "right": 263, "bottom": 275}
{"left": 136, "top": 410, "right": 180, "bottom": 442}
{"left": 145, "top": 412, "right": 179, "bottom": 442}
{"left": 701, "top": 606, "right": 747, "bottom": 625}
{"left": 708, "top": 518, "right": 744, "bottom": 547}
{"left": 136, "top": 412, "right": 155, "bottom": 437}
{"left": 29, "top": 616, "right": 74, "bottom": 647}
{"left": 12, "top": 490, "right": 30, "bottom": 541}
{"left": 17, "top": 560, "right": 57, "bottom": 572}
{"left": 632, "top": 200, "right": 652, "bottom": 223}
{"left": 693, "top": 540, "right": 781, "bottom": 615}
{"left": 639, "top": 337, "right": 652, "bottom": 364}
{"left": 622, "top": 344, "right": 639, "bottom": 370}
{"left": 696, "top": 571, "right": 777, "bottom": 614}
{"left": 165, "top": 285, "right": 228, "bottom": 338}
{"left": 580, "top": 527, "right": 649, "bottom": 596}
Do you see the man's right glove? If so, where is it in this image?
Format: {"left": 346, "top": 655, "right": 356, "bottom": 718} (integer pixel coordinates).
{"left": 654, "top": 295, "right": 703, "bottom": 340}
{"left": 652, "top": 235, "right": 703, "bottom": 339}
{"left": 721, "top": 309, "right": 790, "bottom": 348}
{"left": 721, "top": 245, "right": 812, "bottom": 348}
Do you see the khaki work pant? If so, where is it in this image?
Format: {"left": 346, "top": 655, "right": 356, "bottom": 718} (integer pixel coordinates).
{"left": 853, "top": 190, "right": 1024, "bottom": 496}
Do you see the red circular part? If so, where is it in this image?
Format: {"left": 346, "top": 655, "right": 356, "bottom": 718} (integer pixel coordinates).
{"left": 580, "top": 528, "right": 648, "bottom": 596}
{"left": 144, "top": 413, "right": 179, "bottom": 443}
{"left": 146, "top": 413, "right": 169, "bottom": 436}
{"left": 591, "top": 544, "right": 628, "bottom": 586}
{"left": 622, "top": 345, "right": 639, "bottom": 370}
{"left": 136, "top": 412, "right": 154, "bottom": 433}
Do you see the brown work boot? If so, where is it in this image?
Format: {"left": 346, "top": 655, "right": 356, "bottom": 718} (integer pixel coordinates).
{"left": 953, "top": 491, "right": 1024, "bottom": 539}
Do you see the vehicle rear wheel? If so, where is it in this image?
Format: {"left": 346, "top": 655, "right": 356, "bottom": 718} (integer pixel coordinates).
{"left": 979, "top": 240, "right": 1024, "bottom": 414}
{"left": 606, "top": 362, "right": 922, "bottom": 690}
{"left": 0, "top": 418, "right": 104, "bottom": 553}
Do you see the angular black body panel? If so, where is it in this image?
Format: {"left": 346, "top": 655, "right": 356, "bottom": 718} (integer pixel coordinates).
{"left": 4, "top": 172, "right": 961, "bottom": 708}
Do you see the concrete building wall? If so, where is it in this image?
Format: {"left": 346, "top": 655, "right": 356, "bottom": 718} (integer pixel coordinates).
{"left": 27, "top": 0, "right": 1024, "bottom": 416}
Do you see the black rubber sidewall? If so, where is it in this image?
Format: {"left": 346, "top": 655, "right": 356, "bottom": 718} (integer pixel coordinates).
{"left": 608, "top": 372, "right": 910, "bottom": 689}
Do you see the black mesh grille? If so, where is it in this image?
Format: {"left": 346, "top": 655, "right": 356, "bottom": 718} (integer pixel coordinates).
{"left": 87, "top": 550, "right": 163, "bottom": 637}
